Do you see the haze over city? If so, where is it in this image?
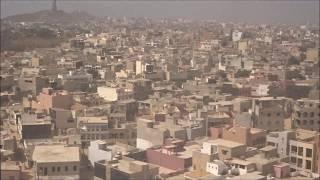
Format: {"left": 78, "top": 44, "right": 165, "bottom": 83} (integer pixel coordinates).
{"left": 0, "top": 0, "right": 319, "bottom": 180}
{"left": 1, "top": 0, "right": 319, "bottom": 25}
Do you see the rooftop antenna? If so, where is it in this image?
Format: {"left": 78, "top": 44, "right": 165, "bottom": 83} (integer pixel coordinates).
{"left": 52, "top": 0, "right": 57, "bottom": 12}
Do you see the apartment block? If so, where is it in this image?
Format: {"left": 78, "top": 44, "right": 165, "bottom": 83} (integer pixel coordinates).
{"left": 292, "top": 98, "right": 320, "bottom": 131}
{"left": 32, "top": 145, "right": 80, "bottom": 179}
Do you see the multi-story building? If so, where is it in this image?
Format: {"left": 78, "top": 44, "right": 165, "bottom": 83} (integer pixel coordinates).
{"left": 99, "top": 157, "right": 159, "bottom": 180}
{"left": 32, "top": 145, "right": 80, "bottom": 179}
{"left": 292, "top": 98, "right": 320, "bottom": 131}
{"left": 97, "top": 86, "right": 133, "bottom": 102}
{"left": 218, "top": 126, "right": 267, "bottom": 149}
{"left": 58, "top": 70, "right": 93, "bottom": 92}
{"left": 252, "top": 97, "right": 288, "bottom": 131}
{"left": 289, "top": 129, "right": 319, "bottom": 176}
{"left": 18, "top": 75, "right": 48, "bottom": 95}
{"left": 30, "top": 88, "right": 73, "bottom": 114}
{"left": 78, "top": 116, "right": 136, "bottom": 147}
{"left": 266, "top": 130, "right": 296, "bottom": 158}
{"left": 1, "top": 161, "right": 22, "bottom": 180}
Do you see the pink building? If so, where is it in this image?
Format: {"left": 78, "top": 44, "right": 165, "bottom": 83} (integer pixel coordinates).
{"left": 210, "top": 126, "right": 267, "bottom": 149}
{"left": 146, "top": 140, "right": 193, "bottom": 171}
{"left": 273, "top": 162, "right": 290, "bottom": 178}
{"left": 32, "top": 88, "right": 73, "bottom": 113}
{"left": 1, "top": 161, "right": 22, "bottom": 180}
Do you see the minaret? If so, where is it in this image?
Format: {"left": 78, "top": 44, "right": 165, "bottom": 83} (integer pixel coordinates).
{"left": 52, "top": 0, "right": 57, "bottom": 12}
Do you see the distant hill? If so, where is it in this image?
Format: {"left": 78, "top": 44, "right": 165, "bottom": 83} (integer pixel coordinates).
{"left": 3, "top": 10, "right": 96, "bottom": 24}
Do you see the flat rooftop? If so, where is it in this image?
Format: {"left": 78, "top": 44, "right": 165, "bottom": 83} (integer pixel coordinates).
{"left": 78, "top": 116, "right": 108, "bottom": 124}
{"left": 32, "top": 145, "right": 80, "bottom": 163}
{"left": 21, "top": 113, "right": 51, "bottom": 125}
{"left": 207, "top": 138, "right": 245, "bottom": 148}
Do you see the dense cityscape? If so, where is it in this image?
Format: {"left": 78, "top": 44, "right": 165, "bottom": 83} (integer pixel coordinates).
{"left": 0, "top": 1, "right": 319, "bottom": 180}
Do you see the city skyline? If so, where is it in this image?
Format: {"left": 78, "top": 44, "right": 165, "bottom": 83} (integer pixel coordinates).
{"left": 1, "top": 0, "right": 319, "bottom": 25}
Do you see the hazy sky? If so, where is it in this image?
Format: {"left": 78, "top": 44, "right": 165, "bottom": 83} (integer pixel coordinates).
{"left": 1, "top": 0, "right": 319, "bottom": 25}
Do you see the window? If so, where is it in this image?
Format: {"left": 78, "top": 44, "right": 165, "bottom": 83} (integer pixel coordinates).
{"left": 291, "top": 146, "right": 297, "bottom": 153}
{"left": 73, "top": 166, "right": 77, "bottom": 171}
{"left": 310, "top": 120, "right": 314, "bottom": 125}
{"left": 222, "top": 150, "right": 228, "bottom": 155}
{"left": 65, "top": 166, "right": 68, "bottom": 171}
{"left": 298, "top": 147, "right": 303, "bottom": 156}
{"left": 303, "top": 112, "right": 308, "bottom": 117}
{"left": 267, "top": 113, "right": 271, "bottom": 117}
{"left": 306, "top": 160, "right": 312, "bottom": 170}
{"left": 9, "top": 176, "right": 14, "bottom": 180}
{"left": 296, "top": 120, "right": 300, "bottom": 125}
{"left": 131, "top": 132, "right": 136, "bottom": 138}
{"left": 57, "top": 166, "right": 60, "bottom": 172}
{"left": 119, "top": 133, "right": 124, "bottom": 138}
{"left": 310, "top": 112, "right": 314, "bottom": 117}
{"left": 303, "top": 120, "right": 307, "bottom": 125}
{"left": 297, "top": 158, "right": 303, "bottom": 168}
{"left": 52, "top": 167, "right": 55, "bottom": 172}
{"left": 101, "top": 125, "right": 108, "bottom": 131}
{"left": 239, "top": 165, "right": 245, "bottom": 169}
{"left": 291, "top": 157, "right": 297, "bottom": 163}
{"left": 297, "top": 111, "right": 301, "bottom": 117}
{"left": 309, "top": 103, "right": 313, "bottom": 107}
{"left": 277, "top": 113, "right": 281, "bottom": 116}
{"left": 306, "top": 148, "right": 312, "bottom": 157}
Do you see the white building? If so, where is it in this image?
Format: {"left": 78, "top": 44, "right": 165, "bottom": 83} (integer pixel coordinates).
{"left": 206, "top": 160, "right": 228, "bottom": 176}
{"left": 232, "top": 31, "right": 243, "bottom": 42}
{"left": 201, "top": 142, "right": 218, "bottom": 155}
{"left": 88, "top": 140, "right": 112, "bottom": 167}
{"left": 97, "top": 86, "right": 133, "bottom": 102}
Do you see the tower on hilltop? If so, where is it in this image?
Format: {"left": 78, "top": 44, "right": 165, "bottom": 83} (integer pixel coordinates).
{"left": 52, "top": 0, "right": 57, "bottom": 12}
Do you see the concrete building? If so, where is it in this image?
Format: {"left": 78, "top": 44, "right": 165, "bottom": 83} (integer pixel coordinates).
{"left": 230, "top": 158, "right": 256, "bottom": 175}
{"left": 192, "top": 148, "right": 216, "bottom": 176}
{"left": 252, "top": 97, "right": 287, "bottom": 131}
{"left": 102, "top": 157, "right": 159, "bottom": 180}
{"left": 273, "top": 162, "right": 290, "bottom": 178}
{"left": 246, "top": 146, "right": 280, "bottom": 175}
{"left": 78, "top": 116, "right": 136, "bottom": 147}
{"left": 88, "top": 140, "right": 113, "bottom": 167}
{"left": 50, "top": 108, "right": 77, "bottom": 131}
{"left": 219, "top": 126, "right": 267, "bottom": 149}
{"left": 266, "top": 130, "right": 296, "bottom": 158}
{"left": 146, "top": 142, "right": 198, "bottom": 171}
{"left": 1, "top": 161, "right": 22, "bottom": 180}
{"left": 204, "top": 139, "right": 247, "bottom": 160}
{"left": 58, "top": 71, "right": 93, "bottom": 92}
{"left": 0, "top": 74, "right": 14, "bottom": 91}
{"left": 31, "top": 88, "right": 73, "bottom": 114}
{"left": 306, "top": 48, "right": 319, "bottom": 62}
{"left": 289, "top": 129, "right": 319, "bottom": 176}
{"left": 97, "top": 86, "right": 133, "bottom": 102}
{"left": 32, "top": 145, "right": 80, "bottom": 179}
{"left": 19, "top": 113, "right": 52, "bottom": 139}
{"left": 126, "top": 79, "right": 152, "bottom": 101}
{"left": 31, "top": 56, "right": 45, "bottom": 67}
{"left": 88, "top": 140, "right": 139, "bottom": 167}
{"left": 292, "top": 98, "right": 320, "bottom": 131}
{"left": 18, "top": 75, "right": 48, "bottom": 95}
{"left": 137, "top": 118, "right": 170, "bottom": 150}
{"left": 206, "top": 160, "right": 228, "bottom": 176}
